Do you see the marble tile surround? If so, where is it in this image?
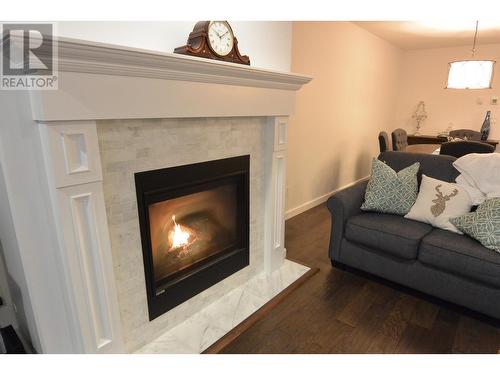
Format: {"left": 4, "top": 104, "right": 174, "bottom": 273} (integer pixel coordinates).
{"left": 97, "top": 117, "right": 268, "bottom": 352}
{"left": 135, "top": 259, "right": 309, "bottom": 353}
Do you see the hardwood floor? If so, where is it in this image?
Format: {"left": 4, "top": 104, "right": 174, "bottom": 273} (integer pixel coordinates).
{"left": 220, "top": 204, "right": 500, "bottom": 354}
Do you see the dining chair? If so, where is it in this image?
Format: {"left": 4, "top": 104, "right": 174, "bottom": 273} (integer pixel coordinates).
{"left": 391, "top": 128, "right": 408, "bottom": 151}
{"left": 448, "top": 129, "right": 482, "bottom": 141}
{"left": 439, "top": 140, "right": 495, "bottom": 158}
{"left": 378, "top": 131, "right": 390, "bottom": 152}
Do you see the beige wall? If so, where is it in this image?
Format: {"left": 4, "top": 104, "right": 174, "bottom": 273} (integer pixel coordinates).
{"left": 394, "top": 43, "right": 500, "bottom": 141}
{"left": 286, "top": 22, "right": 403, "bottom": 217}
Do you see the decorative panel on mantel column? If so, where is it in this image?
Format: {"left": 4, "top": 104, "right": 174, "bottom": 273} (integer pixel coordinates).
{"left": 263, "top": 117, "right": 289, "bottom": 273}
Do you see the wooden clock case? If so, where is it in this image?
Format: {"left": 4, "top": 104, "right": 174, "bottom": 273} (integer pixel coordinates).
{"left": 174, "top": 21, "right": 250, "bottom": 65}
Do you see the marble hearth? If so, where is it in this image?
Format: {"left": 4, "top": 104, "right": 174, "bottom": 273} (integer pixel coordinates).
{"left": 136, "top": 259, "right": 309, "bottom": 353}
{"left": 0, "top": 35, "right": 311, "bottom": 353}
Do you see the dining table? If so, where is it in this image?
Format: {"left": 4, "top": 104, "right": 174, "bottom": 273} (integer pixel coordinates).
{"left": 405, "top": 144, "right": 441, "bottom": 154}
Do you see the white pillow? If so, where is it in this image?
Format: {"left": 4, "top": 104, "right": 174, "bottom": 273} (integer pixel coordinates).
{"left": 453, "top": 153, "right": 500, "bottom": 199}
{"left": 455, "top": 174, "right": 486, "bottom": 205}
{"left": 405, "top": 175, "right": 472, "bottom": 234}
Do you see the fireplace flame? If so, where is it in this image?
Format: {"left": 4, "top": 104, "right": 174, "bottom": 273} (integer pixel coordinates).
{"left": 171, "top": 215, "right": 191, "bottom": 249}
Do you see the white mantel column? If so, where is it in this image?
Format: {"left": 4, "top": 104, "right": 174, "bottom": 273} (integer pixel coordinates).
{"left": 39, "top": 121, "right": 124, "bottom": 353}
{"left": 263, "top": 116, "right": 288, "bottom": 273}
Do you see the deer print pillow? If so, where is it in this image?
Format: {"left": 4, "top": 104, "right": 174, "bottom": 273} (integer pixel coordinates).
{"left": 405, "top": 175, "right": 472, "bottom": 234}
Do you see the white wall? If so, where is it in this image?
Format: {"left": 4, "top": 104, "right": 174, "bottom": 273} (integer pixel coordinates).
{"left": 286, "top": 22, "right": 403, "bottom": 217}
{"left": 0, "top": 160, "right": 36, "bottom": 352}
{"left": 56, "top": 21, "right": 292, "bottom": 71}
{"left": 0, "top": 242, "right": 17, "bottom": 329}
{"left": 394, "top": 43, "right": 500, "bottom": 143}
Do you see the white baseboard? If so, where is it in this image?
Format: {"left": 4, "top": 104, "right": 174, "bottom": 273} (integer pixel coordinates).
{"left": 284, "top": 176, "right": 369, "bottom": 221}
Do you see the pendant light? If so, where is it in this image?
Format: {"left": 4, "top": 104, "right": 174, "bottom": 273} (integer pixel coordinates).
{"left": 446, "top": 21, "right": 495, "bottom": 89}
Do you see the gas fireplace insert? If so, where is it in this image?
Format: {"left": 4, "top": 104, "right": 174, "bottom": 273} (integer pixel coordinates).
{"left": 135, "top": 155, "right": 250, "bottom": 320}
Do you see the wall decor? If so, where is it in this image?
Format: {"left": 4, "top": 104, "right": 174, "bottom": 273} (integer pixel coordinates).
{"left": 412, "top": 101, "right": 427, "bottom": 135}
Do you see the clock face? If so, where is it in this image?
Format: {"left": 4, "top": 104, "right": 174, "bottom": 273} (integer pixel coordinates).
{"left": 207, "top": 21, "right": 234, "bottom": 57}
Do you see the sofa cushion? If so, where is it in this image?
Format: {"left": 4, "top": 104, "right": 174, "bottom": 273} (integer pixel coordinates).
{"left": 345, "top": 213, "right": 433, "bottom": 260}
{"left": 419, "top": 229, "right": 500, "bottom": 288}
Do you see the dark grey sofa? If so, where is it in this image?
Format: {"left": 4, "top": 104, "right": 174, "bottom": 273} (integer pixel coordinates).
{"left": 327, "top": 151, "right": 500, "bottom": 320}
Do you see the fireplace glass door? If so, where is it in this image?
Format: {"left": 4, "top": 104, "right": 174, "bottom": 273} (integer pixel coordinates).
{"left": 135, "top": 156, "right": 249, "bottom": 320}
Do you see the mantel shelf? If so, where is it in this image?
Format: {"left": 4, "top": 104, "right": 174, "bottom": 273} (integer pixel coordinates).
{"left": 18, "top": 36, "right": 312, "bottom": 91}
{"left": 10, "top": 35, "right": 312, "bottom": 122}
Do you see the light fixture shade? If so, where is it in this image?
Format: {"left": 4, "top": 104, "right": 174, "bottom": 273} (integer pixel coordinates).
{"left": 447, "top": 60, "right": 495, "bottom": 89}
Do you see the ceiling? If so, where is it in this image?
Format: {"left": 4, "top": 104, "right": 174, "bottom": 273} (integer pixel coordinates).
{"left": 355, "top": 21, "right": 500, "bottom": 50}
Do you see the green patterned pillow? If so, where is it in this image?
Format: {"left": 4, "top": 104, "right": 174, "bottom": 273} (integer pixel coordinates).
{"left": 361, "top": 158, "right": 420, "bottom": 215}
{"left": 450, "top": 198, "right": 500, "bottom": 253}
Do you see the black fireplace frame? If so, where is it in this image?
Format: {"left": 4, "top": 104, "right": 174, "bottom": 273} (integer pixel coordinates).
{"left": 135, "top": 155, "right": 250, "bottom": 320}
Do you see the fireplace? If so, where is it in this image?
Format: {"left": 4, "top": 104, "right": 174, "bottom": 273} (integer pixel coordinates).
{"left": 135, "top": 155, "right": 250, "bottom": 320}
{"left": 8, "top": 34, "right": 309, "bottom": 353}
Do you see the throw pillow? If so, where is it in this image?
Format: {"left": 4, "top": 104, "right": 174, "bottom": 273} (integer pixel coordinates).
{"left": 361, "top": 158, "right": 419, "bottom": 215}
{"left": 405, "top": 175, "right": 472, "bottom": 234}
{"left": 450, "top": 198, "right": 500, "bottom": 253}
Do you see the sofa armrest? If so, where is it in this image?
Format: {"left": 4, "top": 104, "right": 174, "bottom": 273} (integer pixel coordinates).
{"left": 326, "top": 179, "right": 368, "bottom": 261}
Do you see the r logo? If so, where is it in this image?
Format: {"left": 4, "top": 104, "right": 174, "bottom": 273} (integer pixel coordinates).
{"left": 2, "top": 23, "right": 53, "bottom": 76}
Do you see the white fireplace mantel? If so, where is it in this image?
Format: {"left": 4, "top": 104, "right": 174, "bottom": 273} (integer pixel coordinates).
{"left": 28, "top": 36, "right": 311, "bottom": 121}
{"left": 0, "top": 36, "right": 311, "bottom": 354}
